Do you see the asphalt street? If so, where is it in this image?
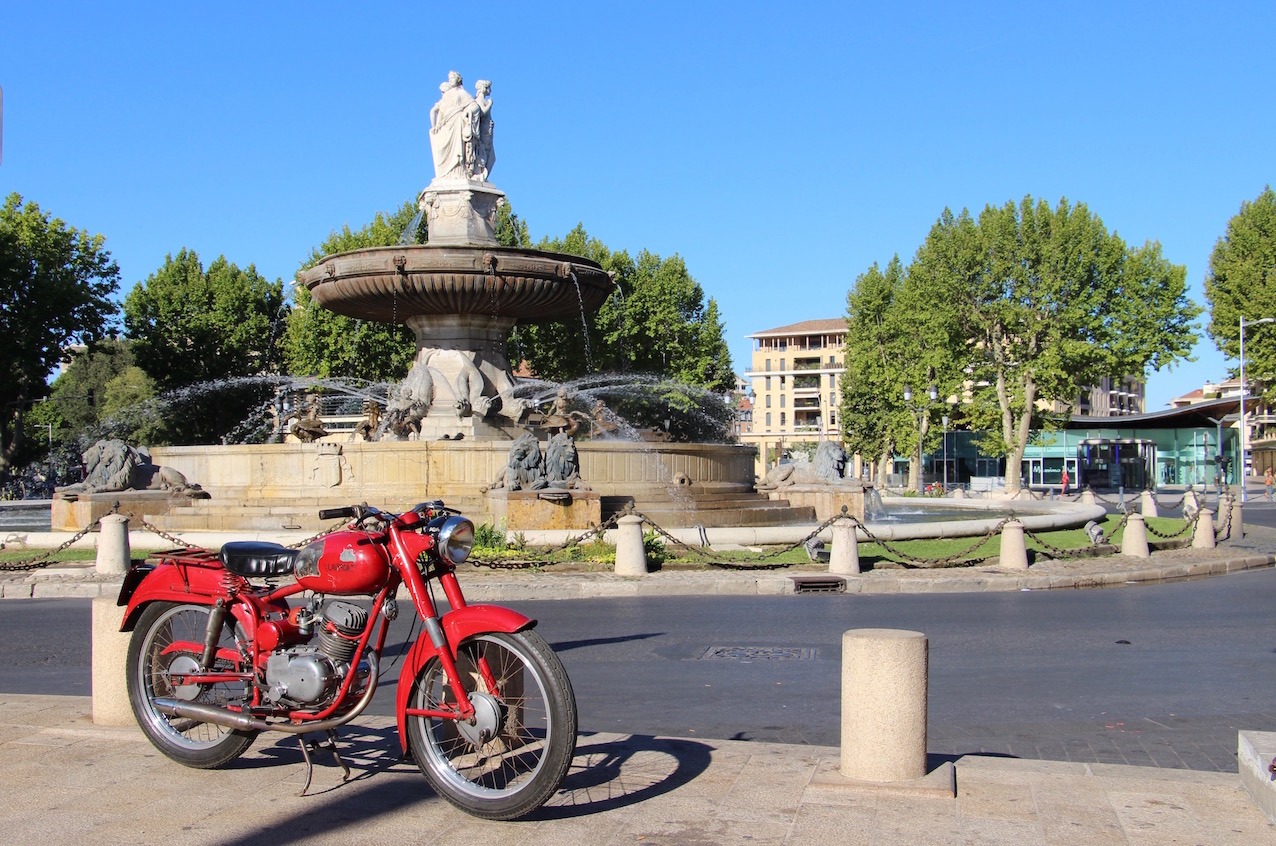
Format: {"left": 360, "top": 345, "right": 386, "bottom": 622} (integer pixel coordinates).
{"left": 3, "top": 565, "right": 1273, "bottom": 772}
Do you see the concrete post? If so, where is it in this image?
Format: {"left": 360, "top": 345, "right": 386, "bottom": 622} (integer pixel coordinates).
{"left": 96, "top": 513, "right": 131, "bottom": 575}
{"left": 829, "top": 517, "right": 860, "bottom": 575}
{"left": 1122, "top": 512, "right": 1150, "bottom": 558}
{"left": 1080, "top": 489, "right": 1097, "bottom": 506}
{"left": 1229, "top": 497, "right": 1243, "bottom": 541}
{"left": 950, "top": 488, "right": 966, "bottom": 499}
{"left": 999, "top": 519, "right": 1028, "bottom": 570}
{"left": 613, "top": 515, "right": 647, "bottom": 576}
{"left": 1192, "top": 508, "right": 1216, "bottom": 549}
{"left": 1140, "top": 489, "right": 1159, "bottom": 518}
{"left": 840, "top": 629, "right": 928, "bottom": 782}
{"left": 92, "top": 595, "right": 135, "bottom": 726}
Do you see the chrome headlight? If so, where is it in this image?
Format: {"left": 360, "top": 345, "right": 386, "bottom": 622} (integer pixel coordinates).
{"left": 436, "top": 516, "right": 475, "bottom": 565}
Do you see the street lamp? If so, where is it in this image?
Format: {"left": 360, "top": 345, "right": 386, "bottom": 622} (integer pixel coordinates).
{"left": 903, "top": 384, "right": 937, "bottom": 493}
{"left": 1239, "top": 315, "right": 1276, "bottom": 503}
{"left": 942, "top": 414, "right": 950, "bottom": 492}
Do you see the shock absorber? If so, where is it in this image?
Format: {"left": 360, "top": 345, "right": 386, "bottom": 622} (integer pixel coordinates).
{"left": 200, "top": 599, "right": 228, "bottom": 671}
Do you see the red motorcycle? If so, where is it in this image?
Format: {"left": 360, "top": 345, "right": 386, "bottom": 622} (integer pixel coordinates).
{"left": 117, "top": 501, "right": 578, "bottom": 821}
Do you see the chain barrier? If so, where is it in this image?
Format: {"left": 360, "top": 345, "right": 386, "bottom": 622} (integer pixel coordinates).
{"left": 1020, "top": 523, "right": 1115, "bottom": 559}
{"left": 1143, "top": 507, "right": 1198, "bottom": 540}
{"left": 851, "top": 513, "right": 1007, "bottom": 569}
{"left": 0, "top": 503, "right": 116, "bottom": 571}
{"left": 1214, "top": 491, "right": 1233, "bottom": 542}
{"left": 626, "top": 508, "right": 847, "bottom": 571}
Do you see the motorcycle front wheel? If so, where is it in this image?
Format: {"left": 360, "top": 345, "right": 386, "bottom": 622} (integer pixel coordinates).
{"left": 406, "top": 630, "right": 577, "bottom": 820}
{"left": 126, "top": 601, "right": 258, "bottom": 768}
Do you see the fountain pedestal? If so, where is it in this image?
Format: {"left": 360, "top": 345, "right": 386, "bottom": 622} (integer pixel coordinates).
{"left": 485, "top": 489, "right": 602, "bottom": 531}
{"left": 417, "top": 179, "right": 506, "bottom": 246}
{"left": 768, "top": 485, "right": 867, "bottom": 522}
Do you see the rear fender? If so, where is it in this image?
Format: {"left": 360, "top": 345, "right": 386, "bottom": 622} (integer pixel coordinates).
{"left": 394, "top": 604, "right": 535, "bottom": 750}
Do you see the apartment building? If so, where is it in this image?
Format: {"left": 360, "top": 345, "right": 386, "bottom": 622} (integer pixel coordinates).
{"left": 740, "top": 319, "right": 847, "bottom": 469}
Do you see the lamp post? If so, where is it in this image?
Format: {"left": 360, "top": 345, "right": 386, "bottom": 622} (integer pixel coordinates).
{"left": 942, "top": 414, "right": 950, "bottom": 492}
{"left": 1240, "top": 315, "right": 1276, "bottom": 503}
{"left": 903, "top": 384, "right": 937, "bottom": 493}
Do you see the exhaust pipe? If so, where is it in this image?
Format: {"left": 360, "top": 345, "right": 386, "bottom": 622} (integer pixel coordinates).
{"left": 154, "top": 653, "right": 379, "bottom": 734}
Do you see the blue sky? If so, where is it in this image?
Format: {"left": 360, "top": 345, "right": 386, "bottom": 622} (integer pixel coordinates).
{"left": 2, "top": 1, "right": 1272, "bottom": 409}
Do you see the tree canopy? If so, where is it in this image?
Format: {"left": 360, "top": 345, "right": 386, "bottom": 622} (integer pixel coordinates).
{"left": 123, "top": 248, "right": 286, "bottom": 444}
{"left": 281, "top": 199, "right": 420, "bottom": 380}
{"left": 1204, "top": 186, "right": 1276, "bottom": 401}
{"left": 0, "top": 193, "right": 120, "bottom": 473}
{"left": 842, "top": 196, "right": 1200, "bottom": 493}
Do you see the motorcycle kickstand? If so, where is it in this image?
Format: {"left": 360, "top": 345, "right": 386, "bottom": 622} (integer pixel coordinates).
{"left": 295, "top": 729, "right": 352, "bottom": 797}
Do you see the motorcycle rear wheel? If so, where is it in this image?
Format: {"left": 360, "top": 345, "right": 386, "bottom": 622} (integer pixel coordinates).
{"left": 406, "top": 630, "right": 577, "bottom": 820}
{"left": 127, "top": 601, "right": 258, "bottom": 768}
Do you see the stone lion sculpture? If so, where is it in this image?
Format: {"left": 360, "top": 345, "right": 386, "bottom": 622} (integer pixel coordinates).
{"left": 545, "top": 432, "right": 589, "bottom": 490}
{"left": 758, "top": 441, "right": 855, "bottom": 491}
{"left": 56, "top": 439, "right": 205, "bottom": 497}
{"left": 485, "top": 431, "right": 547, "bottom": 492}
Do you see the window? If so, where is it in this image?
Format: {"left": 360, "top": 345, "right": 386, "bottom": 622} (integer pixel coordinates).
{"left": 765, "top": 376, "right": 771, "bottom": 390}
{"left": 765, "top": 359, "right": 771, "bottom": 372}
{"left": 765, "top": 395, "right": 771, "bottom": 408}
{"left": 780, "top": 358, "right": 786, "bottom": 371}
{"left": 780, "top": 412, "right": 786, "bottom": 426}
{"left": 765, "top": 412, "right": 771, "bottom": 427}
{"left": 830, "top": 410, "right": 836, "bottom": 426}
{"left": 780, "top": 375, "right": 786, "bottom": 387}
{"left": 780, "top": 395, "right": 786, "bottom": 408}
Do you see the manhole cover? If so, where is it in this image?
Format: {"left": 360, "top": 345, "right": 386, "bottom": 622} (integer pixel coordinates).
{"left": 699, "top": 646, "right": 816, "bottom": 661}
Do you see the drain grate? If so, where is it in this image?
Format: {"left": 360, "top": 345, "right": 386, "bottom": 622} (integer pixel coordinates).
{"left": 699, "top": 646, "right": 816, "bottom": 661}
{"left": 789, "top": 575, "right": 846, "bottom": 594}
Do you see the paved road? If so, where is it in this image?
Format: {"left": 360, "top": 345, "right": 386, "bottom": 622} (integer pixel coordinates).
{"left": 3, "top": 567, "right": 1274, "bottom": 772}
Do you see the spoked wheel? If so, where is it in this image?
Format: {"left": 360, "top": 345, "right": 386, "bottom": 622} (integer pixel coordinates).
{"left": 126, "top": 601, "right": 258, "bottom": 768}
{"left": 406, "top": 630, "right": 578, "bottom": 820}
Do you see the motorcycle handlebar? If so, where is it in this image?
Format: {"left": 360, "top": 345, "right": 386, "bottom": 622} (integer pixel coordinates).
{"left": 318, "top": 507, "right": 357, "bottom": 521}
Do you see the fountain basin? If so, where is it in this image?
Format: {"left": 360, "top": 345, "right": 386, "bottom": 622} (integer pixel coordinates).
{"left": 299, "top": 244, "right": 614, "bottom": 323}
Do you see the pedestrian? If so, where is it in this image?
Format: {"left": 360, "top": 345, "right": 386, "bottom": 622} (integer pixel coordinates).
{"left": 1265, "top": 467, "right": 1274, "bottom": 502}
{"left": 1060, "top": 467, "right": 1070, "bottom": 497}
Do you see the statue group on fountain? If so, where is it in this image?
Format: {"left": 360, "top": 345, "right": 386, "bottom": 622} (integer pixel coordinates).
{"left": 429, "top": 71, "right": 495, "bottom": 183}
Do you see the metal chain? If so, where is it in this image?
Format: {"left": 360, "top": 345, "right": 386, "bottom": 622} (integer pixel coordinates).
{"left": 0, "top": 506, "right": 112, "bottom": 571}
{"left": 133, "top": 515, "right": 199, "bottom": 549}
{"left": 629, "top": 508, "right": 847, "bottom": 571}
{"left": 286, "top": 520, "right": 351, "bottom": 550}
{"left": 855, "top": 515, "right": 1007, "bottom": 569}
{"left": 1144, "top": 508, "right": 1197, "bottom": 540}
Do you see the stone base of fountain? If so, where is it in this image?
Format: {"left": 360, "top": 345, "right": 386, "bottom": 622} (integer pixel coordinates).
{"left": 135, "top": 441, "right": 815, "bottom": 532}
{"left": 418, "top": 179, "right": 506, "bottom": 246}
{"left": 767, "top": 485, "right": 868, "bottom": 522}
{"left": 485, "top": 489, "right": 602, "bottom": 531}
{"left": 51, "top": 491, "right": 181, "bottom": 533}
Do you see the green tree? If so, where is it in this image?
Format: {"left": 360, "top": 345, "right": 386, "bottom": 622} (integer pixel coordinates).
{"left": 282, "top": 199, "right": 420, "bottom": 379}
{"left": 927, "top": 197, "right": 1199, "bottom": 493}
{"left": 43, "top": 339, "right": 159, "bottom": 446}
{"left": 0, "top": 193, "right": 120, "bottom": 475}
{"left": 123, "top": 248, "right": 286, "bottom": 443}
{"left": 1204, "top": 186, "right": 1276, "bottom": 404}
{"left": 840, "top": 252, "right": 967, "bottom": 489}
{"left": 522, "top": 224, "right": 734, "bottom": 393}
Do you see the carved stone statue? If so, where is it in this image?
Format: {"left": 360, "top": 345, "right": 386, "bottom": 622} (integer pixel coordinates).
{"left": 428, "top": 71, "right": 494, "bottom": 183}
{"left": 353, "top": 399, "right": 382, "bottom": 442}
{"left": 545, "top": 432, "right": 589, "bottom": 490}
{"left": 290, "top": 397, "right": 330, "bottom": 443}
{"left": 758, "top": 442, "right": 856, "bottom": 491}
{"left": 56, "top": 439, "right": 205, "bottom": 498}
{"left": 384, "top": 363, "right": 434, "bottom": 440}
{"left": 486, "top": 431, "right": 548, "bottom": 492}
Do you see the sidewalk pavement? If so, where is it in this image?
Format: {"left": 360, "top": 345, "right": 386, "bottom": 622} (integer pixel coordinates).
{"left": 3, "top": 525, "right": 1275, "bottom": 842}
{"left": 2, "top": 693, "right": 1271, "bottom": 845}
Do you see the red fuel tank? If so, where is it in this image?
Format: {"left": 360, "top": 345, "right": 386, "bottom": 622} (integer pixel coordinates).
{"left": 294, "top": 530, "right": 392, "bottom": 595}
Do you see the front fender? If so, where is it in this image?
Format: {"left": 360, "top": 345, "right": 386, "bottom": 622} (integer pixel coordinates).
{"left": 394, "top": 604, "right": 536, "bottom": 750}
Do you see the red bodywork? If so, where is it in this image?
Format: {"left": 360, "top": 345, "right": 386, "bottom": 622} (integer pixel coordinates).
{"left": 118, "top": 506, "right": 536, "bottom": 749}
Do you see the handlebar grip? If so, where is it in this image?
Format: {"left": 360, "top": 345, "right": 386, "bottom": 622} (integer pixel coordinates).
{"left": 318, "top": 507, "right": 357, "bottom": 521}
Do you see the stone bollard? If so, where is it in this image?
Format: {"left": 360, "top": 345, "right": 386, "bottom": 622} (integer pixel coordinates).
{"left": 951, "top": 488, "right": 965, "bottom": 499}
{"left": 1122, "top": 512, "right": 1150, "bottom": 558}
{"left": 1080, "top": 489, "right": 1097, "bottom": 506}
{"left": 96, "top": 513, "right": 131, "bottom": 575}
{"left": 999, "top": 519, "right": 1028, "bottom": 570}
{"left": 1228, "top": 498, "right": 1243, "bottom": 541}
{"left": 92, "top": 595, "right": 135, "bottom": 726}
{"left": 613, "top": 514, "right": 647, "bottom": 576}
{"left": 1192, "top": 508, "right": 1216, "bottom": 549}
{"left": 1140, "top": 489, "right": 1159, "bottom": 518}
{"left": 841, "top": 629, "right": 927, "bottom": 782}
{"left": 829, "top": 517, "right": 860, "bottom": 575}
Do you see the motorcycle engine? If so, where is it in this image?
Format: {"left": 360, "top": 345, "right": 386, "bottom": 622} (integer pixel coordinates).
{"left": 265, "top": 600, "right": 369, "bottom": 705}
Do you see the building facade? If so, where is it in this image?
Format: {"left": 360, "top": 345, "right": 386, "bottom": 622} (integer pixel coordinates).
{"left": 740, "top": 319, "right": 847, "bottom": 473}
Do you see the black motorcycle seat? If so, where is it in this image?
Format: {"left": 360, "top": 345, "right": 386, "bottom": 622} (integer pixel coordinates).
{"left": 220, "top": 541, "right": 298, "bottom": 578}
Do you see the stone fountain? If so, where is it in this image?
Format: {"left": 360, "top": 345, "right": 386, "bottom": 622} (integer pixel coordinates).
{"left": 71, "top": 73, "right": 818, "bottom": 533}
